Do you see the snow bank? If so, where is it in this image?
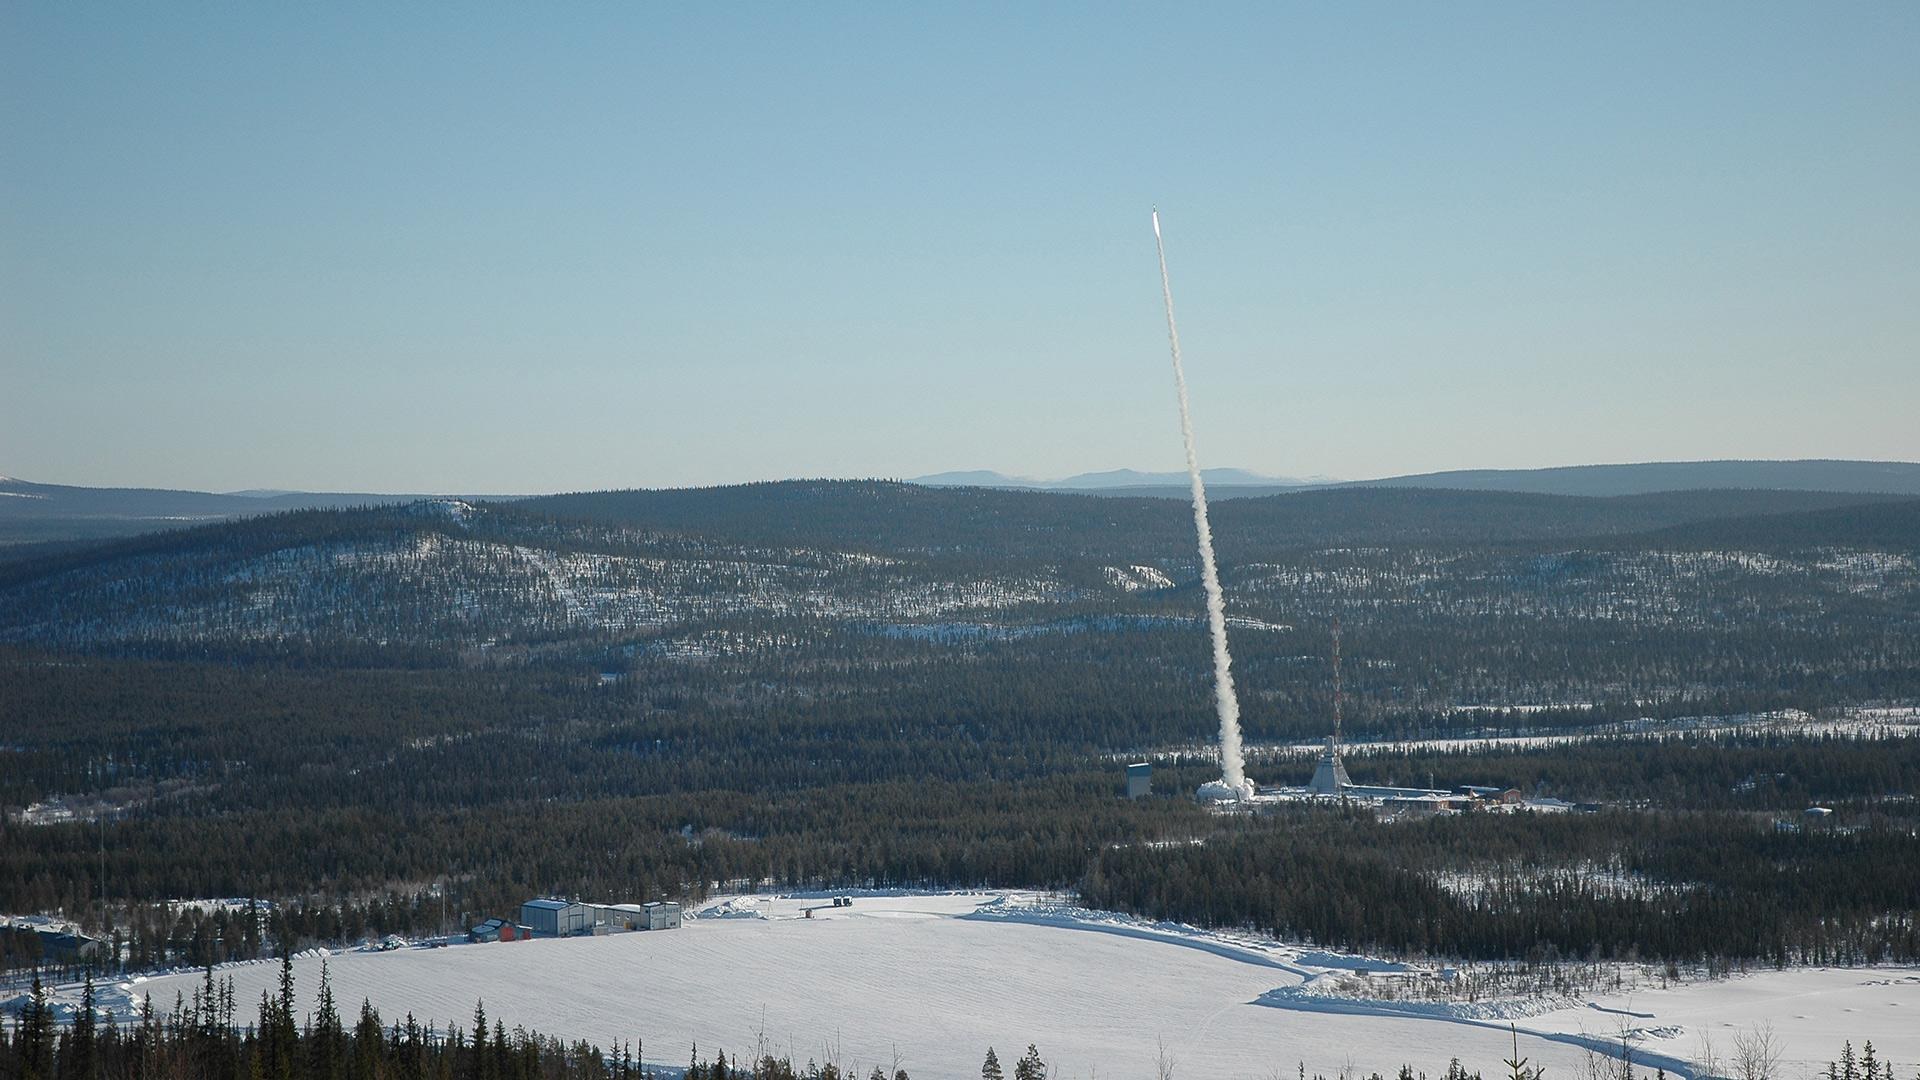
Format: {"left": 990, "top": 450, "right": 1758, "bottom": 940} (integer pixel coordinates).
{"left": 694, "top": 897, "right": 771, "bottom": 920}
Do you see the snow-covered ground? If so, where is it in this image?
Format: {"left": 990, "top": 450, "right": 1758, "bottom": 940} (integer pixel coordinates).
{"left": 75, "top": 893, "right": 1914, "bottom": 1080}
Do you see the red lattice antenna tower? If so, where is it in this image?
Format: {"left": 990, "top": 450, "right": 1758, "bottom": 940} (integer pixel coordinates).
{"left": 1332, "top": 615, "right": 1344, "bottom": 745}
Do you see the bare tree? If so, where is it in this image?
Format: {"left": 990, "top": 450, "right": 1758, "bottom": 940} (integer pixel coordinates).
{"left": 1692, "top": 1032, "right": 1722, "bottom": 1080}
{"left": 1577, "top": 1035, "right": 1611, "bottom": 1080}
{"left": 753, "top": 1007, "right": 769, "bottom": 1080}
{"left": 1732, "top": 1024, "right": 1783, "bottom": 1080}
{"left": 1155, "top": 1036, "right": 1175, "bottom": 1080}
{"left": 1616, "top": 1019, "right": 1637, "bottom": 1080}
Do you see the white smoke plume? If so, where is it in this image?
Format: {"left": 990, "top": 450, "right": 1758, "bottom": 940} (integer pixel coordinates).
{"left": 1151, "top": 209, "right": 1252, "bottom": 800}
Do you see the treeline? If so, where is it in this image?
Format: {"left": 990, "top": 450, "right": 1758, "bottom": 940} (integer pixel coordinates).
{"left": 515, "top": 481, "right": 1920, "bottom": 560}
{"left": 5, "top": 772, "right": 1189, "bottom": 956}
{"left": 1082, "top": 807, "right": 1920, "bottom": 965}
{"left": 4, "top": 964, "right": 642, "bottom": 1080}
{"left": 1340, "top": 737, "right": 1920, "bottom": 812}
{"left": 13, "top": 781, "right": 1919, "bottom": 973}
{"left": 5, "top": 643, "right": 1920, "bottom": 969}
{"left": 5, "top": 650, "right": 1915, "bottom": 824}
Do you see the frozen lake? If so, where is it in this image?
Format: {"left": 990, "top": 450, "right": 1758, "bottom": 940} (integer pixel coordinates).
{"left": 112, "top": 893, "right": 1915, "bottom": 1080}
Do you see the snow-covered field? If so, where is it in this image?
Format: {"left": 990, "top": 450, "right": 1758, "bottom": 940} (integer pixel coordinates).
{"left": 90, "top": 893, "right": 1915, "bottom": 1080}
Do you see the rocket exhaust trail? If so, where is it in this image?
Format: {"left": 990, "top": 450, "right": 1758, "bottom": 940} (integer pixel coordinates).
{"left": 1152, "top": 209, "right": 1250, "bottom": 797}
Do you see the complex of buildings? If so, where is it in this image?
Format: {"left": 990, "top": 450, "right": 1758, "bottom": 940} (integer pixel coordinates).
{"left": 1167, "top": 622, "right": 1570, "bottom": 816}
{"left": 477, "top": 897, "right": 683, "bottom": 941}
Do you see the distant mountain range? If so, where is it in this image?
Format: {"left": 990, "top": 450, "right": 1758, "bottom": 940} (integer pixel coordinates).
{"left": 5, "top": 459, "right": 1918, "bottom": 545}
{"left": 0, "top": 476, "right": 519, "bottom": 546}
{"left": 911, "top": 468, "right": 1330, "bottom": 490}
{"left": 1349, "top": 459, "right": 1920, "bottom": 498}
{"left": 915, "top": 459, "right": 1920, "bottom": 499}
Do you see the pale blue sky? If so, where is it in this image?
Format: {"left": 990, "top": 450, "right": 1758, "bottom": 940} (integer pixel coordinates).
{"left": 5, "top": 4, "right": 1917, "bottom": 492}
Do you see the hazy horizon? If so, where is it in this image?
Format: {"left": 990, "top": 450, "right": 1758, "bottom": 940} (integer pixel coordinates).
{"left": 14, "top": 455, "right": 1920, "bottom": 499}
{"left": 6, "top": 5, "right": 1918, "bottom": 493}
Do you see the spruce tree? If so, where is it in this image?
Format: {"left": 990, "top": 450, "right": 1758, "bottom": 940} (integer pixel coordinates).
{"left": 1015, "top": 1045, "right": 1046, "bottom": 1080}
{"left": 469, "top": 1000, "right": 490, "bottom": 1080}
{"left": 68, "top": 972, "right": 99, "bottom": 1080}
{"left": 982, "top": 1047, "right": 1004, "bottom": 1080}
{"left": 311, "top": 960, "right": 344, "bottom": 1080}
{"left": 351, "top": 999, "right": 383, "bottom": 1080}
{"left": 21, "top": 972, "right": 54, "bottom": 1080}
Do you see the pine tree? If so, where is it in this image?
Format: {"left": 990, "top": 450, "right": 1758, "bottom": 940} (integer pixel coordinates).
{"left": 21, "top": 972, "right": 55, "bottom": 1080}
{"left": 311, "top": 960, "right": 344, "bottom": 1080}
{"left": 469, "top": 1001, "right": 490, "bottom": 1080}
{"left": 69, "top": 972, "right": 99, "bottom": 1080}
{"left": 1015, "top": 1045, "right": 1046, "bottom": 1080}
{"left": 982, "top": 1047, "right": 1004, "bottom": 1080}
{"left": 350, "top": 999, "right": 383, "bottom": 1080}
{"left": 250, "top": 953, "right": 299, "bottom": 1080}
{"left": 1501, "top": 1026, "right": 1530, "bottom": 1080}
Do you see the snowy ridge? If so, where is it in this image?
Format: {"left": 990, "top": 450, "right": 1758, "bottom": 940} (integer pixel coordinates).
{"left": 1256, "top": 984, "right": 1577, "bottom": 1023}
{"left": 0, "top": 520, "right": 1079, "bottom": 649}
{"left": 964, "top": 894, "right": 1315, "bottom": 974}
{"left": 1252, "top": 990, "right": 1699, "bottom": 1079}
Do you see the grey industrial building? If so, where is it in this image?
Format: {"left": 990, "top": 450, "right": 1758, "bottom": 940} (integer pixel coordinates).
{"left": 520, "top": 898, "right": 592, "bottom": 937}
{"left": 518, "top": 896, "right": 682, "bottom": 937}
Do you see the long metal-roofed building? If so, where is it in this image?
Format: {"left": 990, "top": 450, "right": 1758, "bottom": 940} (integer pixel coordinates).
{"left": 520, "top": 898, "right": 591, "bottom": 937}
{"left": 518, "top": 896, "right": 683, "bottom": 936}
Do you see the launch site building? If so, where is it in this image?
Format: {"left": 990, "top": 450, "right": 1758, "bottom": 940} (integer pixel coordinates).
{"left": 518, "top": 897, "right": 682, "bottom": 937}
{"left": 1126, "top": 762, "right": 1152, "bottom": 799}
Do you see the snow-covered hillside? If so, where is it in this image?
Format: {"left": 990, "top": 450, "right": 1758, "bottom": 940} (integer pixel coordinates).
{"left": 0, "top": 505, "right": 1076, "bottom": 648}
{"left": 97, "top": 894, "right": 1914, "bottom": 1080}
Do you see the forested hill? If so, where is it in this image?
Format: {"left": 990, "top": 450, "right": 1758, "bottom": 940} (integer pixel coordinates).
{"left": 0, "top": 484, "right": 1915, "bottom": 703}
{"left": 1623, "top": 497, "right": 1920, "bottom": 553}
{"left": 515, "top": 481, "right": 1906, "bottom": 559}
